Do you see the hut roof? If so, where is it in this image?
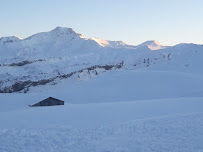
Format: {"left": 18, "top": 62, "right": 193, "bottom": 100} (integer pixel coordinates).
{"left": 29, "top": 97, "right": 65, "bottom": 107}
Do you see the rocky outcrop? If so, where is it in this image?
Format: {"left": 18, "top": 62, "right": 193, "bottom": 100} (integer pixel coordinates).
{"left": 0, "top": 59, "right": 45, "bottom": 67}
{"left": 0, "top": 62, "right": 124, "bottom": 93}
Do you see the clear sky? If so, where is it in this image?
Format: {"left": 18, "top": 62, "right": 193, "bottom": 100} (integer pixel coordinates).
{"left": 1, "top": 0, "right": 203, "bottom": 46}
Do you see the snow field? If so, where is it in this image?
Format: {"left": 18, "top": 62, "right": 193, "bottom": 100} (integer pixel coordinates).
{"left": 0, "top": 113, "right": 202, "bottom": 152}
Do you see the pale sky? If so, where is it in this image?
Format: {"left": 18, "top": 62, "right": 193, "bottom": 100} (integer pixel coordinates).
{"left": 1, "top": 0, "right": 203, "bottom": 46}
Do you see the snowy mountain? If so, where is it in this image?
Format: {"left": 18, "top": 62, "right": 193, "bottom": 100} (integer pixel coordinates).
{"left": 90, "top": 37, "right": 136, "bottom": 48}
{"left": 136, "top": 40, "right": 169, "bottom": 50}
{"left": 0, "top": 27, "right": 203, "bottom": 93}
{"left": 0, "top": 36, "right": 22, "bottom": 44}
{"left": 1, "top": 27, "right": 203, "bottom": 152}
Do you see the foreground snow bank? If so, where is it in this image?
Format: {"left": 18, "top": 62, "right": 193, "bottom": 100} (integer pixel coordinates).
{"left": 0, "top": 113, "right": 202, "bottom": 152}
{"left": 0, "top": 96, "right": 203, "bottom": 151}
{"left": 0, "top": 68, "right": 203, "bottom": 151}
{"left": 0, "top": 97, "right": 203, "bottom": 128}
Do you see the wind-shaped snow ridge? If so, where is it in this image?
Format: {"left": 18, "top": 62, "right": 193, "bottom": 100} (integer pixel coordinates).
{"left": 0, "top": 27, "right": 169, "bottom": 50}
{"left": 91, "top": 37, "right": 128, "bottom": 48}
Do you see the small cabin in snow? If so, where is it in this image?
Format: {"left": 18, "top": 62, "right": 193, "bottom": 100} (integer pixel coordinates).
{"left": 29, "top": 97, "right": 65, "bottom": 107}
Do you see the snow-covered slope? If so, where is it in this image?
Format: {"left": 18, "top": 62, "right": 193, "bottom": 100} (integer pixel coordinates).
{"left": 0, "top": 27, "right": 203, "bottom": 93}
{"left": 1, "top": 27, "right": 203, "bottom": 152}
{"left": 0, "top": 88, "right": 203, "bottom": 152}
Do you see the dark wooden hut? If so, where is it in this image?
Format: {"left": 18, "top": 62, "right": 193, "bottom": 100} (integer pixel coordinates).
{"left": 29, "top": 97, "right": 65, "bottom": 107}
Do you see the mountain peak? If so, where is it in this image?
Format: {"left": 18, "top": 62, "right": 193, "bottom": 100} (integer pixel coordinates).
{"left": 24, "top": 26, "right": 85, "bottom": 41}
{"left": 0, "top": 36, "right": 22, "bottom": 44}
{"left": 51, "top": 26, "right": 76, "bottom": 35}
{"left": 136, "top": 40, "right": 167, "bottom": 50}
{"left": 50, "top": 26, "right": 85, "bottom": 39}
{"left": 141, "top": 40, "right": 162, "bottom": 46}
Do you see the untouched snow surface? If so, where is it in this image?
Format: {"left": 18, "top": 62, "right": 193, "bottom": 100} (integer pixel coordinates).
{"left": 0, "top": 69, "right": 203, "bottom": 152}
{"left": 0, "top": 95, "right": 203, "bottom": 152}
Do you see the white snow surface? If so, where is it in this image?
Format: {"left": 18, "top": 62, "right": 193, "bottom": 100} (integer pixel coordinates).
{"left": 1, "top": 69, "right": 203, "bottom": 152}
{"left": 0, "top": 93, "right": 203, "bottom": 152}
{"left": 0, "top": 27, "right": 203, "bottom": 152}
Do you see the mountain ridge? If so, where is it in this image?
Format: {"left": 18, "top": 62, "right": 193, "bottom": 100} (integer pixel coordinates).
{"left": 0, "top": 27, "right": 203, "bottom": 93}
{"left": 0, "top": 27, "right": 170, "bottom": 50}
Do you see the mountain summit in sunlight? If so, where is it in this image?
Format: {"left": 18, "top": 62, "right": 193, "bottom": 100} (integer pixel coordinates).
{"left": 50, "top": 26, "right": 85, "bottom": 38}
{"left": 90, "top": 37, "right": 130, "bottom": 48}
{"left": 0, "top": 27, "right": 171, "bottom": 51}
{"left": 136, "top": 40, "right": 169, "bottom": 50}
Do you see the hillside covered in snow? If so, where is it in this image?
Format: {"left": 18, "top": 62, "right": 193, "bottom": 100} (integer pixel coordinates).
{"left": 0, "top": 26, "right": 203, "bottom": 93}
{"left": 0, "top": 27, "right": 203, "bottom": 152}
